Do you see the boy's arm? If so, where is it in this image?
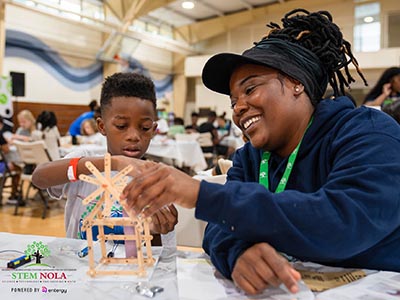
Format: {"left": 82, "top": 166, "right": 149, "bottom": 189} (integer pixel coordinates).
{"left": 32, "top": 157, "right": 106, "bottom": 189}
{"left": 32, "top": 155, "right": 153, "bottom": 189}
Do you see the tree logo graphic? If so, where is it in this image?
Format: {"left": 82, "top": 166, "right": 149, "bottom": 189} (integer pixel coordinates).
{"left": 24, "top": 241, "right": 51, "bottom": 264}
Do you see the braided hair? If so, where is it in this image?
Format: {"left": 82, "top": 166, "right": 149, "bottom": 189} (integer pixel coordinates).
{"left": 265, "top": 9, "right": 368, "bottom": 98}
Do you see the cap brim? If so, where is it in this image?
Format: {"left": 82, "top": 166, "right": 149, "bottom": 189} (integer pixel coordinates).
{"left": 202, "top": 53, "right": 266, "bottom": 96}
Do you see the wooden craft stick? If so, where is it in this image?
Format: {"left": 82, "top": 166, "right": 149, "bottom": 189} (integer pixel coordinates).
{"left": 80, "top": 154, "right": 153, "bottom": 277}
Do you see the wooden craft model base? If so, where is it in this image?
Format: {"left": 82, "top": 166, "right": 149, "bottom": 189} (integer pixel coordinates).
{"left": 79, "top": 153, "right": 155, "bottom": 277}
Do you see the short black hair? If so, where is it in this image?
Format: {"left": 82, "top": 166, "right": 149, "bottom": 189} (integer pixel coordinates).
{"left": 208, "top": 111, "right": 217, "bottom": 118}
{"left": 100, "top": 72, "right": 157, "bottom": 115}
{"left": 191, "top": 112, "right": 199, "bottom": 117}
{"left": 36, "top": 110, "right": 57, "bottom": 130}
{"left": 89, "top": 100, "right": 98, "bottom": 111}
{"left": 174, "top": 117, "right": 184, "bottom": 125}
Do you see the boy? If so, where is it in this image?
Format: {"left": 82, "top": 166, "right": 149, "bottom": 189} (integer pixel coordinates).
{"left": 32, "top": 73, "right": 177, "bottom": 244}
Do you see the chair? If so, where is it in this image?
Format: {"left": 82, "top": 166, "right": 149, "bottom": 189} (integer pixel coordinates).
{"left": 217, "top": 158, "right": 233, "bottom": 174}
{"left": 12, "top": 140, "right": 52, "bottom": 218}
{"left": 0, "top": 149, "right": 21, "bottom": 206}
{"left": 176, "top": 174, "right": 227, "bottom": 247}
{"left": 197, "top": 132, "right": 216, "bottom": 168}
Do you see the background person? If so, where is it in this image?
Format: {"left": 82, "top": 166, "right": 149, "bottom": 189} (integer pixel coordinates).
{"left": 167, "top": 117, "right": 185, "bottom": 139}
{"left": 185, "top": 112, "right": 200, "bottom": 133}
{"left": 32, "top": 110, "right": 61, "bottom": 161}
{"left": 7, "top": 109, "right": 36, "bottom": 143}
{"left": 363, "top": 67, "right": 400, "bottom": 107}
{"left": 79, "top": 118, "right": 106, "bottom": 146}
{"left": 68, "top": 100, "right": 99, "bottom": 145}
{"left": 382, "top": 100, "right": 400, "bottom": 124}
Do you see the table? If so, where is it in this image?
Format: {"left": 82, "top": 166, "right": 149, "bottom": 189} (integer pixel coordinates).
{"left": 59, "top": 144, "right": 107, "bottom": 158}
{"left": 1, "top": 233, "right": 399, "bottom": 299}
{"left": 59, "top": 140, "right": 207, "bottom": 173}
{"left": 147, "top": 138, "right": 207, "bottom": 172}
{"left": 219, "top": 135, "right": 245, "bottom": 149}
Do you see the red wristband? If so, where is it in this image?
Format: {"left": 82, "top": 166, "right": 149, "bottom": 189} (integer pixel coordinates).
{"left": 67, "top": 157, "right": 82, "bottom": 182}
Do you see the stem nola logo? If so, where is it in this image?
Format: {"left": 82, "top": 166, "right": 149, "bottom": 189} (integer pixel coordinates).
{"left": 0, "top": 241, "right": 78, "bottom": 296}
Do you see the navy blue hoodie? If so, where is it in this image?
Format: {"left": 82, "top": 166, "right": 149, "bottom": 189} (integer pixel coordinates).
{"left": 196, "top": 97, "right": 400, "bottom": 279}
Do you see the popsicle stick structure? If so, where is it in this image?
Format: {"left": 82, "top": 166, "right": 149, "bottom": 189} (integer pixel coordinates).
{"left": 79, "top": 153, "right": 154, "bottom": 277}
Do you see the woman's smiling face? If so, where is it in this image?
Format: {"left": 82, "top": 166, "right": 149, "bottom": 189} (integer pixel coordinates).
{"left": 229, "top": 64, "right": 313, "bottom": 156}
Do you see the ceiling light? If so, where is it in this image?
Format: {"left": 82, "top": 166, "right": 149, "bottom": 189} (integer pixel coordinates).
{"left": 364, "top": 16, "right": 374, "bottom": 23}
{"left": 182, "top": 1, "right": 195, "bottom": 10}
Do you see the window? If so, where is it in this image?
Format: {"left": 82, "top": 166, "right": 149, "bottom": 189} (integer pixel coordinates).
{"left": 354, "top": 2, "right": 380, "bottom": 52}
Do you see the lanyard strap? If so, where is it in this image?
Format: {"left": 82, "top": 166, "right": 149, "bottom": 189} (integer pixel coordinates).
{"left": 259, "top": 117, "right": 313, "bottom": 193}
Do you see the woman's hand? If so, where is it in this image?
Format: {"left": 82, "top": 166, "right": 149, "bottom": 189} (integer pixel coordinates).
{"left": 121, "top": 163, "right": 200, "bottom": 217}
{"left": 382, "top": 82, "right": 392, "bottom": 97}
{"left": 231, "top": 243, "right": 301, "bottom": 295}
{"left": 111, "top": 155, "right": 155, "bottom": 177}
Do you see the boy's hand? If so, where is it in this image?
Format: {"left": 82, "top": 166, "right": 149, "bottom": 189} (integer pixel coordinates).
{"left": 149, "top": 204, "right": 178, "bottom": 234}
{"left": 231, "top": 243, "right": 301, "bottom": 295}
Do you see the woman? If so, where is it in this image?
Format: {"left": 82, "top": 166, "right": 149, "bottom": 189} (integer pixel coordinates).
{"left": 120, "top": 9, "right": 400, "bottom": 295}
{"left": 363, "top": 67, "right": 400, "bottom": 107}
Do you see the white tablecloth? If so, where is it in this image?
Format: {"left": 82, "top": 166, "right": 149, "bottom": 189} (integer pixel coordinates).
{"left": 0, "top": 233, "right": 315, "bottom": 300}
{"left": 59, "top": 144, "right": 107, "bottom": 158}
{"left": 2, "top": 233, "right": 398, "bottom": 300}
{"left": 147, "top": 139, "right": 207, "bottom": 172}
{"left": 59, "top": 140, "right": 207, "bottom": 172}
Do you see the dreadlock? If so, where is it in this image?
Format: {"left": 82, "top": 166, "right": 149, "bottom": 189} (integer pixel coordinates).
{"left": 265, "top": 8, "right": 368, "bottom": 98}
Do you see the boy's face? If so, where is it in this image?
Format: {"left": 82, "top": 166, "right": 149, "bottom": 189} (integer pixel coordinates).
{"left": 97, "top": 97, "right": 157, "bottom": 158}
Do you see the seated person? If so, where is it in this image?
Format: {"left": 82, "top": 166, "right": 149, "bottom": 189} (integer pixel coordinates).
{"left": 199, "top": 111, "right": 234, "bottom": 157}
{"left": 32, "top": 110, "right": 61, "bottom": 161}
{"left": 185, "top": 112, "right": 200, "bottom": 133}
{"left": 68, "top": 100, "right": 99, "bottom": 145}
{"left": 7, "top": 110, "right": 36, "bottom": 143}
{"left": 117, "top": 9, "right": 400, "bottom": 296}
{"left": 79, "top": 118, "right": 106, "bottom": 146}
{"left": 363, "top": 67, "right": 400, "bottom": 107}
{"left": 382, "top": 100, "right": 400, "bottom": 124}
{"left": 167, "top": 117, "right": 185, "bottom": 138}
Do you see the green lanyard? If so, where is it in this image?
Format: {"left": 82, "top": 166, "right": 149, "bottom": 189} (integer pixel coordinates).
{"left": 259, "top": 117, "right": 313, "bottom": 193}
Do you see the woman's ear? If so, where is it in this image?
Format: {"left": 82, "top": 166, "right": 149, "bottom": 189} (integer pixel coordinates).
{"left": 97, "top": 118, "right": 106, "bottom": 136}
{"left": 293, "top": 84, "right": 304, "bottom": 96}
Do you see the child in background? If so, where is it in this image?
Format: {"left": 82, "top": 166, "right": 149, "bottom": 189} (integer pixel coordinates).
{"left": 32, "top": 110, "right": 61, "bottom": 161}
{"left": 167, "top": 117, "right": 185, "bottom": 138}
{"left": 31, "top": 73, "right": 177, "bottom": 245}
{"left": 79, "top": 118, "right": 106, "bottom": 146}
{"left": 68, "top": 100, "right": 99, "bottom": 145}
{"left": 7, "top": 110, "right": 36, "bottom": 143}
